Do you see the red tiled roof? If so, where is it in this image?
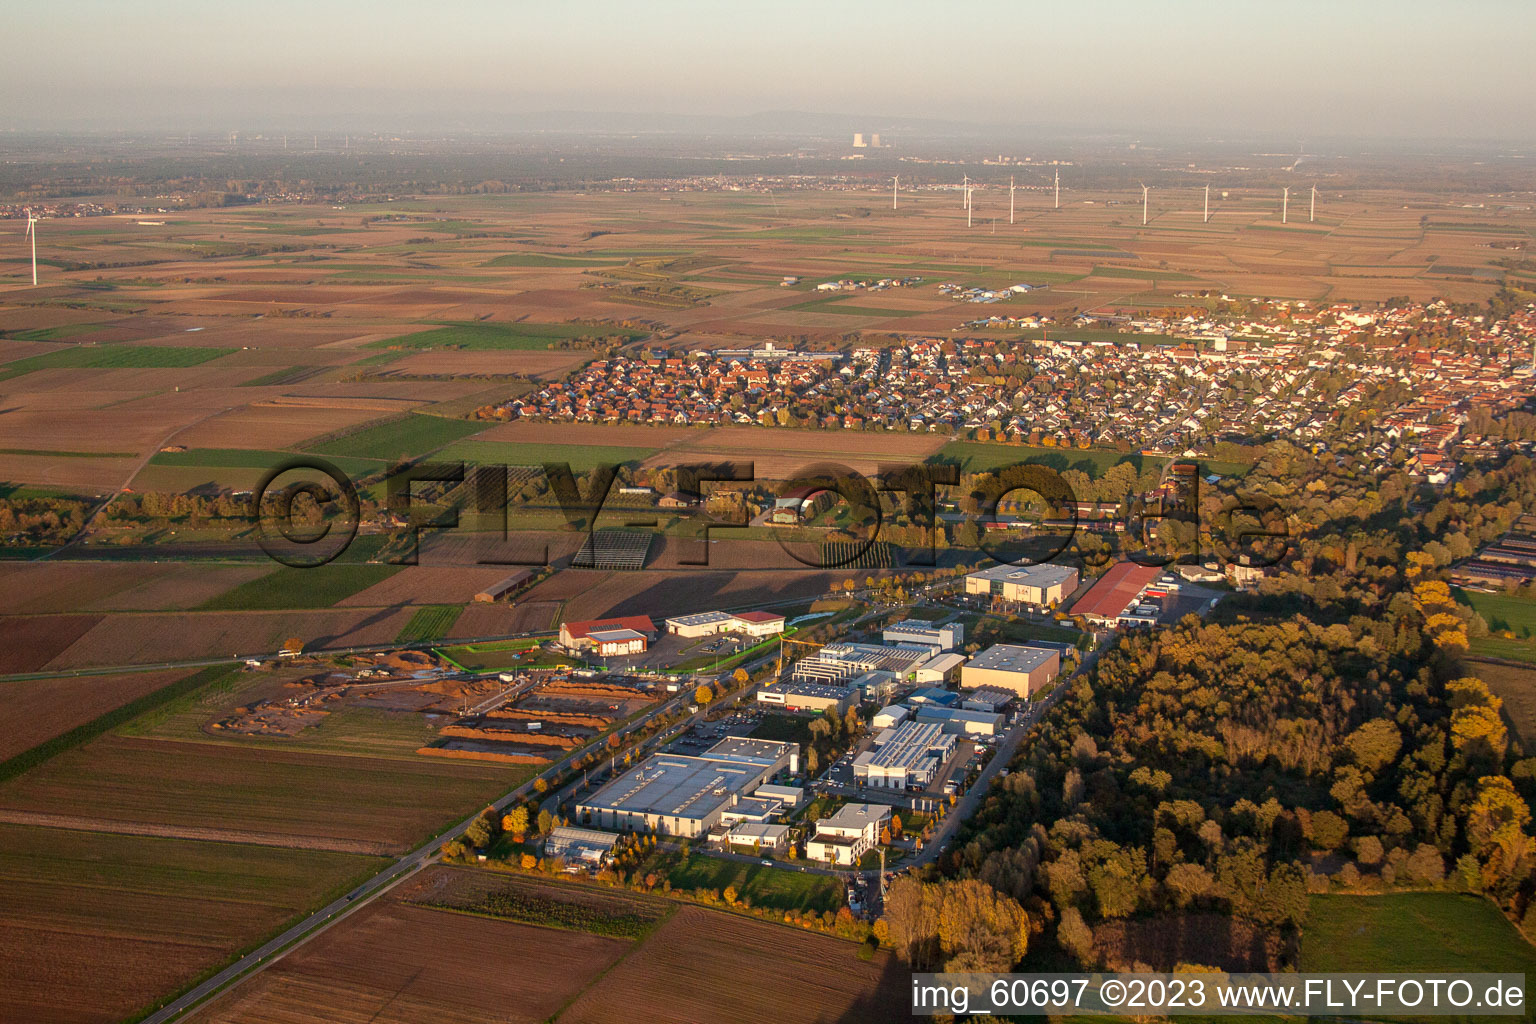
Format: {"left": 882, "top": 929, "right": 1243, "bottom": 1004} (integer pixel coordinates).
{"left": 561, "top": 615, "right": 656, "bottom": 640}
{"left": 734, "top": 611, "right": 785, "bottom": 623}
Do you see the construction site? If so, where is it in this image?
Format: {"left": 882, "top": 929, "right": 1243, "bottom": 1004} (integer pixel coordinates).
{"left": 212, "top": 652, "right": 661, "bottom": 765}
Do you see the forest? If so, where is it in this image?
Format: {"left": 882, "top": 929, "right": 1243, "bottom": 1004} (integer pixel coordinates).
{"left": 882, "top": 443, "right": 1536, "bottom": 974}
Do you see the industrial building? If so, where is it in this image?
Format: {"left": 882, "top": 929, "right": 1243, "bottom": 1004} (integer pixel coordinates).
{"left": 872, "top": 705, "right": 909, "bottom": 729}
{"left": 587, "top": 628, "right": 648, "bottom": 657}
{"left": 883, "top": 619, "right": 964, "bottom": 651}
{"left": 914, "top": 705, "right": 1004, "bottom": 737}
{"left": 964, "top": 563, "right": 1080, "bottom": 608}
{"left": 575, "top": 736, "right": 797, "bottom": 837}
{"left": 806, "top": 802, "right": 890, "bottom": 865}
{"left": 852, "top": 720, "right": 957, "bottom": 790}
{"left": 1070, "top": 561, "right": 1164, "bottom": 626}
{"left": 560, "top": 615, "right": 657, "bottom": 650}
{"left": 961, "top": 643, "right": 1060, "bottom": 697}
{"left": 962, "top": 686, "right": 1017, "bottom": 713}
{"left": 664, "top": 609, "right": 786, "bottom": 639}
{"left": 912, "top": 651, "right": 966, "bottom": 684}
{"left": 754, "top": 783, "right": 804, "bottom": 807}
{"left": 723, "top": 821, "right": 791, "bottom": 854}
{"left": 755, "top": 680, "right": 854, "bottom": 714}
{"left": 543, "top": 826, "right": 620, "bottom": 869}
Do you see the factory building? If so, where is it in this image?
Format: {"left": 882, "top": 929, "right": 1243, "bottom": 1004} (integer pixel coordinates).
{"left": 961, "top": 686, "right": 1017, "bottom": 713}
{"left": 912, "top": 651, "right": 966, "bottom": 684}
{"left": 543, "top": 826, "right": 621, "bottom": 868}
{"left": 852, "top": 720, "right": 957, "bottom": 790}
{"left": 964, "top": 563, "right": 1080, "bottom": 608}
{"left": 1069, "top": 561, "right": 1164, "bottom": 627}
{"left": 960, "top": 643, "right": 1060, "bottom": 697}
{"left": 882, "top": 619, "right": 964, "bottom": 651}
{"left": 576, "top": 736, "right": 797, "bottom": 837}
{"left": 755, "top": 680, "right": 855, "bottom": 714}
{"left": 664, "top": 609, "right": 786, "bottom": 639}
{"left": 914, "top": 705, "right": 1005, "bottom": 737}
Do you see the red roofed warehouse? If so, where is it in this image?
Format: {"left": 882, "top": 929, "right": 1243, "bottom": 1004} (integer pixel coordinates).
{"left": 560, "top": 616, "right": 657, "bottom": 650}
{"left": 1070, "top": 562, "right": 1163, "bottom": 627}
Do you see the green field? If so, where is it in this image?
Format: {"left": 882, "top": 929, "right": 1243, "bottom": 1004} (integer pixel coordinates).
{"left": 396, "top": 604, "right": 463, "bottom": 643}
{"left": 0, "top": 820, "right": 385, "bottom": 905}
{"left": 0, "top": 664, "right": 236, "bottom": 784}
{"left": 435, "top": 637, "right": 549, "bottom": 673}
{"left": 1300, "top": 893, "right": 1536, "bottom": 973}
{"left": 5, "top": 323, "right": 106, "bottom": 341}
{"left": 1458, "top": 589, "right": 1536, "bottom": 639}
{"left": 239, "top": 365, "right": 325, "bottom": 386}
{"left": 307, "top": 414, "right": 488, "bottom": 461}
{"left": 662, "top": 853, "right": 842, "bottom": 913}
{"left": 482, "top": 253, "right": 627, "bottom": 268}
{"left": 148, "top": 447, "right": 382, "bottom": 478}
{"left": 364, "top": 321, "right": 643, "bottom": 352}
{"left": 412, "top": 873, "right": 672, "bottom": 939}
{"left": 1470, "top": 636, "right": 1536, "bottom": 665}
{"left": 0, "top": 446, "right": 135, "bottom": 459}
{"left": 198, "top": 564, "right": 400, "bottom": 611}
{"left": 434, "top": 439, "right": 658, "bottom": 470}
{"left": 0, "top": 343, "right": 233, "bottom": 381}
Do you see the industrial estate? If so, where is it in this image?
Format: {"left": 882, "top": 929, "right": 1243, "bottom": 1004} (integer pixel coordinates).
{"left": 3, "top": 11, "right": 1536, "bottom": 1020}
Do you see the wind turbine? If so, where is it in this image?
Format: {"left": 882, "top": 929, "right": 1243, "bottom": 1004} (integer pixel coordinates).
{"left": 1053, "top": 168, "right": 1060, "bottom": 210}
{"left": 1141, "top": 184, "right": 1149, "bottom": 226}
{"left": 892, "top": 175, "right": 899, "bottom": 211}
{"left": 23, "top": 209, "right": 38, "bottom": 286}
{"left": 1309, "top": 185, "right": 1317, "bottom": 223}
{"left": 962, "top": 175, "right": 970, "bottom": 210}
{"left": 1009, "top": 176, "right": 1015, "bottom": 225}
{"left": 1282, "top": 186, "right": 1290, "bottom": 224}
{"left": 1203, "top": 184, "right": 1210, "bottom": 224}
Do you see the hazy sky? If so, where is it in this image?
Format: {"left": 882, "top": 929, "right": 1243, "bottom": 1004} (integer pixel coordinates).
{"left": 4, "top": 0, "right": 1533, "bottom": 139}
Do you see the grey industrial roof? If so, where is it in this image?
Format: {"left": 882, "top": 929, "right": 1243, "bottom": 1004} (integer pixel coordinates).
{"left": 966, "top": 643, "right": 1058, "bottom": 675}
{"left": 965, "top": 563, "right": 1079, "bottom": 586}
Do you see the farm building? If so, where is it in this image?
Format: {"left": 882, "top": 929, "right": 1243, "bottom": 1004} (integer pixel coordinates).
{"left": 960, "top": 643, "right": 1060, "bottom": 697}
{"left": 806, "top": 803, "right": 891, "bottom": 865}
{"left": 1069, "top": 561, "right": 1163, "bottom": 626}
{"left": 755, "top": 680, "right": 854, "bottom": 714}
{"left": 474, "top": 570, "right": 534, "bottom": 602}
{"left": 575, "top": 736, "right": 797, "bottom": 837}
{"left": 882, "top": 619, "right": 964, "bottom": 651}
{"left": 770, "top": 485, "right": 833, "bottom": 525}
{"left": 964, "top": 563, "right": 1080, "bottom": 608}
{"left": 852, "top": 720, "right": 957, "bottom": 790}
{"left": 559, "top": 615, "right": 657, "bottom": 650}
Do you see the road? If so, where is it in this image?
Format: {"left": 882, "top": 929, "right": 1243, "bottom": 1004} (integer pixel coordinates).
{"left": 135, "top": 682, "right": 693, "bottom": 1024}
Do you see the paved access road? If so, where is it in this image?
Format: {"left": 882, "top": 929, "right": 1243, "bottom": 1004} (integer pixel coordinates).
{"left": 136, "top": 686, "right": 691, "bottom": 1024}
